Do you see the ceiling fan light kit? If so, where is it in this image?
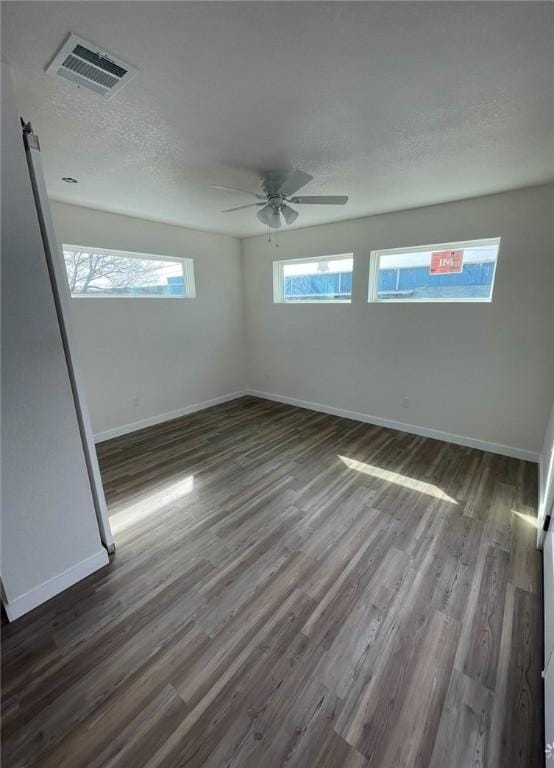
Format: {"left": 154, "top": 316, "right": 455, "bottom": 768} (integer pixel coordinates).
{"left": 257, "top": 205, "right": 282, "bottom": 229}
{"left": 281, "top": 203, "right": 299, "bottom": 225}
{"left": 210, "top": 169, "right": 348, "bottom": 230}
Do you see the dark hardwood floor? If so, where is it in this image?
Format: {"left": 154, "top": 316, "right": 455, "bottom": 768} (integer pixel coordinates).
{"left": 1, "top": 396, "right": 544, "bottom": 767}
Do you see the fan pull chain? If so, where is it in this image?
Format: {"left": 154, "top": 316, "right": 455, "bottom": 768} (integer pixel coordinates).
{"left": 266, "top": 224, "right": 279, "bottom": 247}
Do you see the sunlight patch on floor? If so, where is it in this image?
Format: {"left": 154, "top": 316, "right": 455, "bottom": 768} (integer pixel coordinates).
{"left": 110, "top": 475, "right": 194, "bottom": 534}
{"left": 338, "top": 455, "right": 457, "bottom": 504}
{"left": 512, "top": 509, "right": 539, "bottom": 529}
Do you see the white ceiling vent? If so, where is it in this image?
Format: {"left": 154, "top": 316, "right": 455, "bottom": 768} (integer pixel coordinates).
{"left": 46, "top": 33, "right": 138, "bottom": 98}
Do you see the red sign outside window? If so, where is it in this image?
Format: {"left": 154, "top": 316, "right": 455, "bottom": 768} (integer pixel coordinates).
{"left": 430, "top": 249, "right": 464, "bottom": 274}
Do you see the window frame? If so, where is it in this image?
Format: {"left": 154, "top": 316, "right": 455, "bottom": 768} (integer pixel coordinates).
{"left": 368, "top": 237, "right": 501, "bottom": 304}
{"left": 62, "top": 244, "right": 196, "bottom": 299}
{"left": 273, "top": 253, "right": 354, "bottom": 304}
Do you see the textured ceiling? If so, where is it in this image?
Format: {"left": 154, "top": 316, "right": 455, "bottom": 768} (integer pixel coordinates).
{"left": 2, "top": 1, "right": 553, "bottom": 238}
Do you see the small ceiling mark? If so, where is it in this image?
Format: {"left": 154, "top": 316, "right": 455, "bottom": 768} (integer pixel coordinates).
{"left": 62, "top": 176, "right": 78, "bottom": 183}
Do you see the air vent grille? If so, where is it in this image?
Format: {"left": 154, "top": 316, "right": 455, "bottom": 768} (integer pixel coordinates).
{"left": 46, "top": 33, "right": 138, "bottom": 99}
{"left": 62, "top": 54, "right": 120, "bottom": 89}
{"left": 72, "top": 44, "right": 127, "bottom": 78}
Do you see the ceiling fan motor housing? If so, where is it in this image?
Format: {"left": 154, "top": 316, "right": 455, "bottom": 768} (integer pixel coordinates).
{"left": 268, "top": 195, "right": 284, "bottom": 210}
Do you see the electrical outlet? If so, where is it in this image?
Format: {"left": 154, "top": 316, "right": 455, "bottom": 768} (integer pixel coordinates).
{"left": 401, "top": 397, "right": 410, "bottom": 408}
{"left": 132, "top": 397, "right": 140, "bottom": 408}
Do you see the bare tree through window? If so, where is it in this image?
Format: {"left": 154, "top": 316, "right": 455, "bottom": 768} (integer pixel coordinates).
{"left": 63, "top": 249, "right": 189, "bottom": 297}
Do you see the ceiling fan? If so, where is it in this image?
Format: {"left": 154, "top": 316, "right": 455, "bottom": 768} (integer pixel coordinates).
{"left": 210, "top": 170, "right": 348, "bottom": 229}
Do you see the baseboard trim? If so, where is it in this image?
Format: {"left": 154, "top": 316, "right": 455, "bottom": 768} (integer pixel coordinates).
{"left": 93, "top": 387, "right": 540, "bottom": 462}
{"left": 246, "top": 389, "right": 540, "bottom": 463}
{"left": 3, "top": 549, "right": 109, "bottom": 622}
{"left": 93, "top": 391, "right": 248, "bottom": 443}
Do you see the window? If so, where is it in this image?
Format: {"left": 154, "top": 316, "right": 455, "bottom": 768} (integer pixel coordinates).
{"left": 273, "top": 254, "right": 353, "bottom": 303}
{"left": 62, "top": 245, "right": 196, "bottom": 298}
{"left": 368, "top": 238, "right": 500, "bottom": 303}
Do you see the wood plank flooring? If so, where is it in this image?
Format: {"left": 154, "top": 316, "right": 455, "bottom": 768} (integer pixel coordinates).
{"left": 1, "top": 396, "right": 544, "bottom": 767}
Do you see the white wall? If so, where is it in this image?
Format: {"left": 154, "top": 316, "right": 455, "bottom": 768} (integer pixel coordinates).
{"left": 49, "top": 188, "right": 553, "bottom": 458}
{"left": 50, "top": 202, "right": 244, "bottom": 439}
{"left": 243, "top": 185, "right": 554, "bottom": 459}
{"left": 1, "top": 64, "right": 108, "bottom": 619}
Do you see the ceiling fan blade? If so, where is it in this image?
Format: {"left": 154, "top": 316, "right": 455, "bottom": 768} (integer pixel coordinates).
{"left": 281, "top": 204, "right": 299, "bottom": 225}
{"left": 257, "top": 205, "right": 281, "bottom": 229}
{"left": 221, "top": 202, "right": 264, "bottom": 213}
{"left": 278, "top": 170, "right": 313, "bottom": 198}
{"left": 289, "top": 195, "right": 348, "bottom": 205}
{"left": 210, "top": 184, "right": 265, "bottom": 200}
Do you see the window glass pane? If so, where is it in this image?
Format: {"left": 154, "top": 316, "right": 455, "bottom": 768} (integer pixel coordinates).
{"left": 371, "top": 240, "right": 500, "bottom": 302}
{"left": 278, "top": 255, "right": 353, "bottom": 302}
{"left": 62, "top": 247, "right": 194, "bottom": 297}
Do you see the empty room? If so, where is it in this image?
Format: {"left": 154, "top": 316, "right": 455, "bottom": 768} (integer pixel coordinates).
{"left": 1, "top": 2, "right": 553, "bottom": 766}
